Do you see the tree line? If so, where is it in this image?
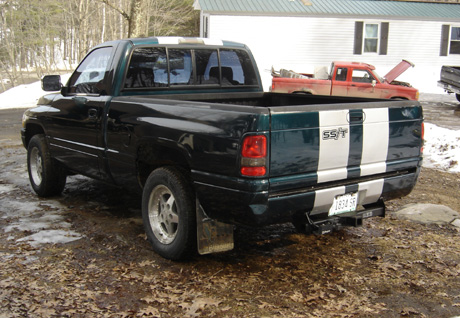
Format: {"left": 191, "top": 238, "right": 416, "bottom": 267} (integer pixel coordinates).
{"left": 0, "top": 0, "right": 199, "bottom": 91}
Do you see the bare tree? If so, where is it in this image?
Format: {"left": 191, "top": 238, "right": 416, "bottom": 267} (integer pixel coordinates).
{"left": 0, "top": 0, "right": 198, "bottom": 91}
{"left": 101, "top": 0, "right": 146, "bottom": 38}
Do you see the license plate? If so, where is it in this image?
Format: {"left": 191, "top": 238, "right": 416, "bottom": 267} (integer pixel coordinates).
{"left": 329, "top": 192, "right": 358, "bottom": 216}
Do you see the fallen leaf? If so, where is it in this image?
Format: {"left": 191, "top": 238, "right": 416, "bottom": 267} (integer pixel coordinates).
{"left": 137, "top": 306, "right": 160, "bottom": 317}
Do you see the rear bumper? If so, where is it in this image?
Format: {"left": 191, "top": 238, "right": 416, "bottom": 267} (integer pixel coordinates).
{"left": 437, "top": 81, "right": 460, "bottom": 94}
{"left": 306, "top": 201, "right": 386, "bottom": 235}
{"left": 193, "top": 167, "right": 420, "bottom": 227}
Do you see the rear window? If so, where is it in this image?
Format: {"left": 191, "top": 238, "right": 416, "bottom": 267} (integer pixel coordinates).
{"left": 124, "top": 46, "right": 258, "bottom": 89}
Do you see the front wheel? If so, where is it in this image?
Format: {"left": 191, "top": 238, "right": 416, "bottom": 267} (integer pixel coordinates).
{"left": 456, "top": 93, "right": 460, "bottom": 102}
{"left": 142, "top": 167, "right": 196, "bottom": 260}
{"left": 27, "top": 134, "right": 66, "bottom": 197}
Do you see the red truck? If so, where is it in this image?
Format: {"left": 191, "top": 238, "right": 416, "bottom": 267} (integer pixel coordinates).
{"left": 271, "top": 60, "right": 419, "bottom": 100}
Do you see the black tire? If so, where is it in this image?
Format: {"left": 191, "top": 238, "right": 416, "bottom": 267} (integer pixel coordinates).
{"left": 142, "top": 167, "right": 196, "bottom": 260}
{"left": 27, "top": 134, "right": 66, "bottom": 197}
{"left": 456, "top": 94, "right": 460, "bottom": 102}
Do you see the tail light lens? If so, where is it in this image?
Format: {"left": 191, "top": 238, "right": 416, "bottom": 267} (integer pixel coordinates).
{"left": 240, "top": 135, "right": 267, "bottom": 177}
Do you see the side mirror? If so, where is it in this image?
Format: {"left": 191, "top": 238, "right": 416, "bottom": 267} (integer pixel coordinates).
{"left": 372, "top": 79, "right": 376, "bottom": 87}
{"left": 41, "top": 75, "right": 62, "bottom": 91}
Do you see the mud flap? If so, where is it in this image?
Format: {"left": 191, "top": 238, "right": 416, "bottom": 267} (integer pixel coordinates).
{"left": 196, "top": 199, "right": 234, "bottom": 255}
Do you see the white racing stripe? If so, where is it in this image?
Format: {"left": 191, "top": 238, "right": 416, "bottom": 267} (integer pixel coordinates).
{"left": 156, "top": 37, "right": 223, "bottom": 46}
{"left": 358, "top": 179, "right": 385, "bottom": 205}
{"left": 157, "top": 37, "right": 184, "bottom": 44}
{"left": 312, "top": 186, "right": 346, "bottom": 214}
{"left": 360, "top": 108, "right": 389, "bottom": 176}
{"left": 317, "top": 110, "right": 350, "bottom": 183}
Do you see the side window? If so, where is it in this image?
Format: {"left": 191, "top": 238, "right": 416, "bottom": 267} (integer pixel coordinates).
{"left": 125, "top": 47, "right": 167, "bottom": 88}
{"left": 168, "top": 49, "right": 192, "bottom": 85}
{"left": 351, "top": 69, "right": 375, "bottom": 83}
{"left": 68, "top": 47, "right": 112, "bottom": 94}
{"left": 450, "top": 26, "right": 460, "bottom": 54}
{"left": 335, "top": 68, "right": 348, "bottom": 81}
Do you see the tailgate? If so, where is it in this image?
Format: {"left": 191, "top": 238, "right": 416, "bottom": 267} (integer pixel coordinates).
{"left": 268, "top": 101, "right": 423, "bottom": 194}
{"left": 440, "top": 66, "right": 460, "bottom": 86}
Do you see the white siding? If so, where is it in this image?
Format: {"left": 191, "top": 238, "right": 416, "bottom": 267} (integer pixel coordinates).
{"left": 208, "top": 15, "right": 460, "bottom": 93}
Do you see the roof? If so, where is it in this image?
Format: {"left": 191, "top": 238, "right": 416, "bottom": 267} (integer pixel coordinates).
{"left": 193, "top": 0, "right": 460, "bottom": 20}
{"left": 98, "top": 37, "right": 248, "bottom": 48}
{"left": 333, "top": 61, "right": 376, "bottom": 70}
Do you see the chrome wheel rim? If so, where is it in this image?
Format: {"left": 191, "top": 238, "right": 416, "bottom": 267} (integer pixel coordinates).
{"left": 148, "top": 185, "right": 179, "bottom": 245}
{"left": 30, "top": 147, "right": 43, "bottom": 186}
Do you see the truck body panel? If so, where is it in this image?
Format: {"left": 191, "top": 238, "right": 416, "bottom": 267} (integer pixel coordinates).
{"left": 21, "top": 37, "right": 423, "bottom": 257}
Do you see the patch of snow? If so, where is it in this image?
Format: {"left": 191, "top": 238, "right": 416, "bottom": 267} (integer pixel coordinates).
{"left": 4, "top": 213, "right": 70, "bottom": 233}
{"left": 0, "top": 196, "right": 83, "bottom": 246}
{"left": 17, "top": 229, "right": 82, "bottom": 247}
{"left": 0, "top": 184, "right": 17, "bottom": 195}
{"left": 0, "top": 199, "right": 40, "bottom": 219}
{"left": 423, "top": 123, "right": 460, "bottom": 173}
{"left": 0, "top": 74, "right": 71, "bottom": 110}
{"left": 0, "top": 81, "right": 44, "bottom": 109}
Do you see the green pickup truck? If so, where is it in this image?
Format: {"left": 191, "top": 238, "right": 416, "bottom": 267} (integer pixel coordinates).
{"left": 21, "top": 37, "right": 423, "bottom": 260}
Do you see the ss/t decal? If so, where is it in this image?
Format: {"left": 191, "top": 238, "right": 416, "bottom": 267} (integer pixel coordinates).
{"left": 322, "top": 127, "right": 348, "bottom": 140}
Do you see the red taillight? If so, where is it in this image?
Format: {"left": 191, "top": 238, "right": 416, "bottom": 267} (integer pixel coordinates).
{"left": 242, "top": 135, "right": 266, "bottom": 158}
{"left": 240, "top": 135, "right": 267, "bottom": 177}
{"left": 241, "top": 166, "right": 267, "bottom": 176}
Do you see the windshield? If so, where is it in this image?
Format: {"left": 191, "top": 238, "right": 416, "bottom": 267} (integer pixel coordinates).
{"left": 372, "top": 70, "right": 384, "bottom": 83}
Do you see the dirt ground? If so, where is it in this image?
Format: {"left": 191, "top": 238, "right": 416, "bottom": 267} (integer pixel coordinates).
{"left": 1, "top": 100, "right": 460, "bottom": 317}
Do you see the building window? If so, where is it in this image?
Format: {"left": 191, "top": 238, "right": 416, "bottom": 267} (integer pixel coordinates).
{"left": 450, "top": 27, "right": 460, "bottom": 54}
{"left": 364, "top": 24, "right": 379, "bottom": 53}
{"left": 354, "top": 22, "right": 389, "bottom": 55}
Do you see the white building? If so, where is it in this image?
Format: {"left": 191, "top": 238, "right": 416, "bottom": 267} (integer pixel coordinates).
{"left": 193, "top": 0, "right": 460, "bottom": 93}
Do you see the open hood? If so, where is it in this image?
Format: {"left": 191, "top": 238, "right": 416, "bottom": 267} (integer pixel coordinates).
{"left": 384, "top": 60, "right": 414, "bottom": 83}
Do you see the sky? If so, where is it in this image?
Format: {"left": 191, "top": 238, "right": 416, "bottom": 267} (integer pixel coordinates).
{"left": 0, "top": 78, "right": 459, "bottom": 174}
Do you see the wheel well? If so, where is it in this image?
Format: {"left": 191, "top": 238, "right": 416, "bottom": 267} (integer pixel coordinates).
{"left": 137, "top": 143, "right": 190, "bottom": 188}
{"left": 24, "top": 124, "right": 45, "bottom": 147}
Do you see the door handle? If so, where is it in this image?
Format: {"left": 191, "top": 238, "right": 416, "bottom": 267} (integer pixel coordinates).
{"left": 347, "top": 110, "right": 365, "bottom": 123}
{"left": 88, "top": 108, "right": 98, "bottom": 119}
{"left": 72, "top": 96, "right": 88, "bottom": 105}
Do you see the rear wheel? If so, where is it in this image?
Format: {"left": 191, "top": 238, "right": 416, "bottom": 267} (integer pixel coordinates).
{"left": 27, "top": 134, "right": 66, "bottom": 197}
{"left": 456, "top": 94, "right": 460, "bottom": 102}
{"left": 142, "top": 167, "right": 196, "bottom": 260}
